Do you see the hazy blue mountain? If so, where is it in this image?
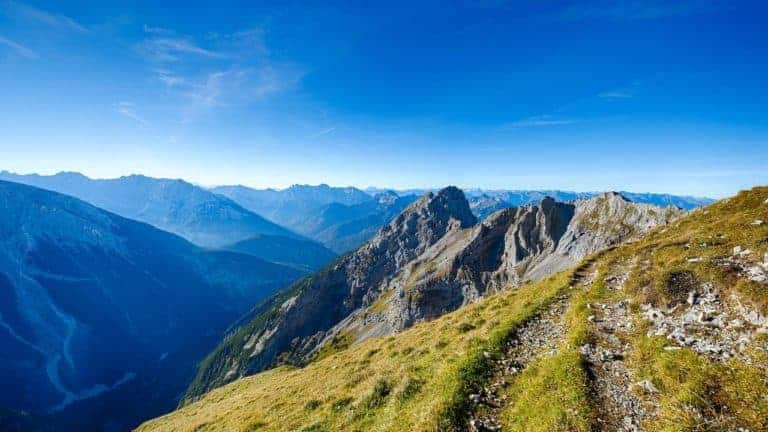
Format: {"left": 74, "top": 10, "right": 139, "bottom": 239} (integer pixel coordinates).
{"left": 215, "top": 186, "right": 417, "bottom": 253}
{"left": 0, "top": 171, "right": 300, "bottom": 248}
{"left": 0, "top": 180, "right": 303, "bottom": 431}
{"left": 213, "top": 184, "right": 385, "bottom": 251}
{"left": 225, "top": 234, "right": 337, "bottom": 271}
{"left": 301, "top": 191, "right": 419, "bottom": 252}
{"left": 616, "top": 191, "right": 715, "bottom": 210}
{"left": 468, "top": 194, "right": 513, "bottom": 220}
{"left": 212, "top": 183, "right": 372, "bottom": 227}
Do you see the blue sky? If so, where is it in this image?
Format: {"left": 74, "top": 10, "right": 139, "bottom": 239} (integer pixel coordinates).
{"left": 0, "top": 0, "right": 766, "bottom": 197}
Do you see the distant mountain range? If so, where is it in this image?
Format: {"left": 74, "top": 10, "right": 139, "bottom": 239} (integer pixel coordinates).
{"left": 0, "top": 171, "right": 336, "bottom": 271}
{"left": 213, "top": 184, "right": 385, "bottom": 252}
{"left": 367, "top": 188, "right": 714, "bottom": 211}
{"left": 0, "top": 180, "right": 304, "bottom": 431}
{"left": 215, "top": 184, "right": 713, "bottom": 253}
{"left": 224, "top": 234, "right": 337, "bottom": 272}
{"left": 0, "top": 172, "right": 713, "bottom": 258}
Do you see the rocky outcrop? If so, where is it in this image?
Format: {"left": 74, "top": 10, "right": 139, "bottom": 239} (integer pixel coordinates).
{"left": 184, "top": 189, "right": 680, "bottom": 402}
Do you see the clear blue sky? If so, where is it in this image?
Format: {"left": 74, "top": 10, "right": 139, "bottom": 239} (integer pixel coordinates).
{"left": 1, "top": 0, "right": 766, "bottom": 197}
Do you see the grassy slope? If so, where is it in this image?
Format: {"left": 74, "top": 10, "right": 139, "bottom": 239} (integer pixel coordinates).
{"left": 138, "top": 187, "right": 768, "bottom": 432}
{"left": 139, "top": 270, "right": 574, "bottom": 432}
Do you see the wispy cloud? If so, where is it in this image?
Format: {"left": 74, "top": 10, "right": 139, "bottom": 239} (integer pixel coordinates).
{"left": 598, "top": 90, "right": 634, "bottom": 99}
{"left": 598, "top": 80, "right": 641, "bottom": 100}
{"left": 0, "top": 35, "right": 38, "bottom": 59}
{"left": 312, "top": 126, "right": 337, "bottom": 138}
{"left": 180, "top": 65, "right": 304, "bottom": 114}
{"left": 113, "top": 102, "right": 148, "bottom": 126}
{"left": 549, "top": 0, "right": 723, "bottom": 22}
{"left": 155, "top": 69, "right": 188, "bottom": 87}
{"left": 4, "top": 0, "right": 88, "bottom": 32}
{"left": 206, "top": 27, "right": 269, "bottom": 57}
{"left": 137, "top": 25, "right": 304, "bottom": 121}
{"left": 140, "top": 37, "right": 224, "bottom": 62}
{"left": 143, "top": 25, "right": 172, "bottom": 35}
{"left": 500, "top": 115, "right": 580, "bottom": 129}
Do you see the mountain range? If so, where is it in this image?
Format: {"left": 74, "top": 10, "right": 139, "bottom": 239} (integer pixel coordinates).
{"left": 0, "top": 171, "right": 713, "bottom": 259}
{"left": 212, "top": 184, "right": 408, "bottom": 252}
{"left": 0, "top": 180, "right": 304, "bottom": 431}
{"left": 182, "top": 188, "right": 682, "bottom": 402}
{"left": 0, "top": 171, "right": 336, "bottom": 271}
{"left": 214, "top": 183, "right": 712, "bottom": 252}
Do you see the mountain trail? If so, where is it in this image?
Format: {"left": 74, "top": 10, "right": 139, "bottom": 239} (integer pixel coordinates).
{"left": 463, "top": 256, "right": 602, "bottom": 431}
{"left": 580, "top": 258, "right": 654, "bottom": 431}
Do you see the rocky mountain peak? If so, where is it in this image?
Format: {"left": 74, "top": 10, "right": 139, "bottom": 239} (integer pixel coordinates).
{"left": 597, "top": 191, "right": 632, "bottom": 202}
{"left": 539, "top": 195, "right": 558, "bottom": 209}
{"left": 374, "top": 190, "right": 399, "bottom": 205}
{"left": 403, "top": 186, "right": 476, "bottom": 229}
{"left": 363, "top": 187, "right": 476, "bottom": 274}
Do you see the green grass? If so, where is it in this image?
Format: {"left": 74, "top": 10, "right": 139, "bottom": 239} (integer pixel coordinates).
{"left": 500, "top": 351, "right": 593, "bottom": 432}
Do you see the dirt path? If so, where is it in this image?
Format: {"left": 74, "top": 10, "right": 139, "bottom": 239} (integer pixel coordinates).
{"left": 463, "top": 256, "right": 602, "bottom": 432}
{"left": 580, "top": 259, "right": 652, "bottom": 432}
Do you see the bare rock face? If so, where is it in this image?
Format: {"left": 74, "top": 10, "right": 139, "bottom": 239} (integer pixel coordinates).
{"left": 335, "top": 193, "right": 682, "bottom": 338}
{"left": 185, "top": 189, "right": 680, "bottom": 402}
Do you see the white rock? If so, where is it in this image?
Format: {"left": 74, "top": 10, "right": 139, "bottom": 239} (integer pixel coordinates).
{"left": 752, "top": 219, "right": 764, "bottom": 225}
{"left": 635, "top": 379, "right": 659, "bottom": 394}
{"left": 733, "top": 246, "right": 743, "bottom": 256}
{"left": 687, "top": 257, "right": 704, "bottom": 263}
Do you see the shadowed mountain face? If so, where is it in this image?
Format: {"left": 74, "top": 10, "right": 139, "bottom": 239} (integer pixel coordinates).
{"left": 224, "top": 234, "right": 338, "bottom": 271}
{"left": 183, "top": 187, "right": 681, "bottom": 402}
{"left": 0, "top": 181, "right": 303, "bottom": 431}
{"left": 295, "top": 192, "right": 419, "bottom": 253}
{"left": 0, "top": 171, "right": 301, "bottom": 248}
